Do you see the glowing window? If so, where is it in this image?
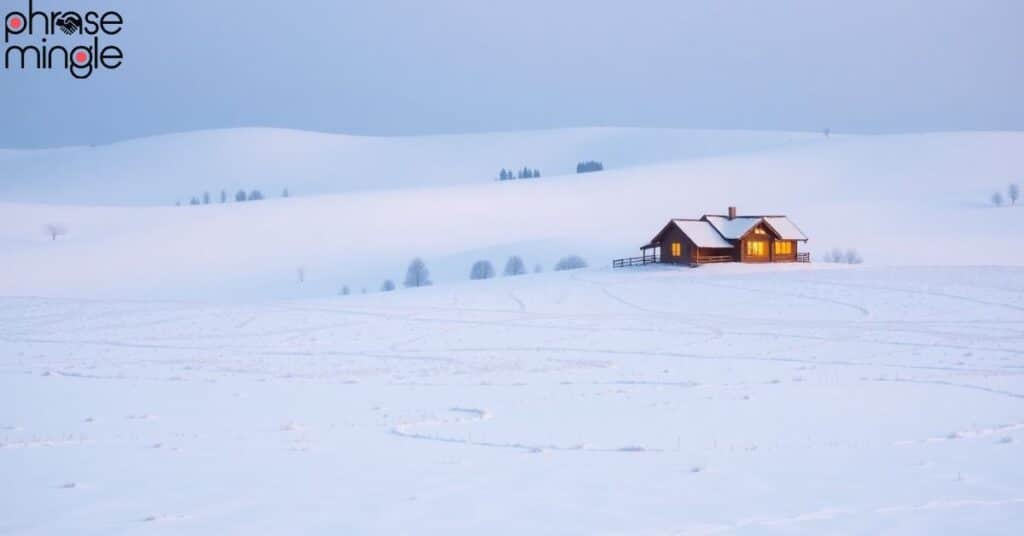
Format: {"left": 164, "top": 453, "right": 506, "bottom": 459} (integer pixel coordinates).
{"left": 753, "top": 227, "right": 767, "bottom": 235}
{"left": 774, "top": 241, "right": 793, "bottom": 255}
{"left": 671, "top": 242, "right": 682, "bottom": 256}
{"left": 746, "top": 241, "right": 766, "bottom": 256}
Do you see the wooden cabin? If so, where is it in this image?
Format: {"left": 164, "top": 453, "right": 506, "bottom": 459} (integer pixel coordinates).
{"left": 615, "top": 207, "right": 809, "bottom": 267}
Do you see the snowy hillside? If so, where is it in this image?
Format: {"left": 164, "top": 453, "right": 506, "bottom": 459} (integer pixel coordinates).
{"left": 2, "top": 266, "right": 1023, "bottom": 534}
{"left": 0, "top": 129, "right": 1022, "bottom": 300}
{"left": 0, "top": 127, "right": 822, "bottom": 206}
{"left": 2, "top": 127, "right": 1023, "bottom": 533}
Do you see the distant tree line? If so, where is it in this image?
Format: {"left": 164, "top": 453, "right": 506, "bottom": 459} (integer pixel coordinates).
{"left": 178, "top": 188, "right": 291, "bottom": 206}
{"left": 498, "top": 167, "right": 541, "bottom": 181}
{"left": 576, "top": 161, "right": 604, "bottom": 174}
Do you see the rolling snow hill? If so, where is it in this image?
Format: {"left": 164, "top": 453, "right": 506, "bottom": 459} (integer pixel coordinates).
{"left": 0, "top": 129, "right": 1022, "bottom": 300}
{"left": 0, "top": 127, "right": 822, "bottom": 206}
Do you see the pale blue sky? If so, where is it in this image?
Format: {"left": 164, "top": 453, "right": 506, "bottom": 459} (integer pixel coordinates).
{"left": 2, "top": 0, "right": 1022, "bottom": 147}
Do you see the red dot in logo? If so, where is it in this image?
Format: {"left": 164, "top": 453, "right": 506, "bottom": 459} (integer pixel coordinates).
{"left": 75, "top": 51, "right": 88, "bottom": 64}
{"left": 8, "top": 16, "right": 23, "bottom": 30}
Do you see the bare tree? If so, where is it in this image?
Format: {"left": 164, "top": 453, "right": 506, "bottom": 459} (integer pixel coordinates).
{"left": 470, "top": 260, "right": 495, "bottom": 280}
{"left": 1010, "top": 183, "right": 1020, "bottom": 206}
{"left": 992, "top": 191, "right": 1004, "bottom": 207}
{"left": 504, "top": 255, "right": 526, "bottom": 276}
{"left": 404, "top": 258, "right": 432, "bottom": 288}
{"left": 43, "top": 223, "right": 68, "bottom": 241}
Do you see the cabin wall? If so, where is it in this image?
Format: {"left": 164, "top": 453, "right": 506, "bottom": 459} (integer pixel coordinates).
{"left": 737, "top": 222, "right": 801, "bottom": 263}
{"left": 772, "top": 240, "right": 798, "bottom": 262}
{"left": 659, "top": 226, "right": 697, "bottom": 264}
{"left": 739, "top": 222, "right": 774, "bottom": 263}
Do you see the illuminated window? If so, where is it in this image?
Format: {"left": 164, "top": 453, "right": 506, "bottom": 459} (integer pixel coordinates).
{"left": 671, "top": 242, "right": 682, "bottom": 256}
{"left": 774, "top": 241, "right": 793, "bottom": 255}
{"left": 746, "top": 241, "right": 766, "bottom": 256}
{"left": 753, "top": 227, "right": 767, "bottom": 235}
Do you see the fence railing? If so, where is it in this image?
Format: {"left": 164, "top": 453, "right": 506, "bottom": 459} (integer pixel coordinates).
{"left": 612, "top": 254, "right": 660, "bottom": 268}
{"left": 796, "top": 252, "right": 810, "bottom": 263}
{"left": 693, "top": 255, "right": 733, "bottom": 264}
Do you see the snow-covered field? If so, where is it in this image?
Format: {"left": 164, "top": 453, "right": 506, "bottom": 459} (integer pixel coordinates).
{"left": 2, "top": 127, "right": 1023, "bottom": 533}
{"left": 2, "top": 265, "right": 1024, "bottom": 534}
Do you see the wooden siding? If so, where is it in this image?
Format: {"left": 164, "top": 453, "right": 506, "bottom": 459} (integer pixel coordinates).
{"left": 736, "top": 222, "right": 801, "bottom": 263}
{"left": 658, "top": 225, "right": 696, "bottom": 264}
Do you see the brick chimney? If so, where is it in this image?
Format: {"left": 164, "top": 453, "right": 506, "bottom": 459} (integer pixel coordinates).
{"left": 728, "top": 206, "right": 737, "bottom": 220}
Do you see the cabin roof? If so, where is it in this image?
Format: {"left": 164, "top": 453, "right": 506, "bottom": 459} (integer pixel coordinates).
{"left": 762, "top": 216, "right": 809, "bottom": 241}
{"left": 703, "top": 215, "right": 808, "bottom": 241}
{"left": 671, "top": 219, "right": 735, "bottom": 248}
{"left": 703, "top": 215, "right": 762, "bottom": 239}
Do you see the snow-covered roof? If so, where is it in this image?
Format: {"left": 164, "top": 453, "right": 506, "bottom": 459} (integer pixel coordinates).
{"left": 763, "top": 216, "right": 809, "bottom": 241}
{"left": 702, "top": 215, "right": 809, "bottom": 241}
{"left": 672, "top": 220, "right": 734, "bottom": 248}
{"left": 703, "top": 216, "right": 762, "bottom": 239}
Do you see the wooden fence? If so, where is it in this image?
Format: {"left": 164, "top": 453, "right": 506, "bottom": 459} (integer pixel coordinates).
{"left": 612, "top": 254, "right": 660, "bottom": 268}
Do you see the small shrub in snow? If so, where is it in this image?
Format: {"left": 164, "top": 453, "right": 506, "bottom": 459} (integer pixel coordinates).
{"left": 554, "top": 255, "right": 587, "bottom": 271}
{"left": 381, "top": 280, "right": 396, "bottom": 292}
{"left": 821, "top": 248, "right": 864, "bottom": 264}
{"left": 248, "top": 190, "right": 264, "bottom": 201}
{"left": 282, "top": 188, "right": 290, "bottom": 198}
{"left": 504, "top": 256, "right": 526, "bottom": 276}
{"left": 404, "top": 258, "right": 432, "bottom": 288}
{"left": 469, "top": 260, "right": 495, "bottom": 280}
{"left": 43, "top": 223, "right": 68, "bottom": 241}
{"left": 339, "top": 285, "right": 351, "bottom": 296}
{"left": 235, "top": 189, "right": 247, "bottom": 202}
{"left": 991, "top": 191, "right": 1003, "bottom": 207}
